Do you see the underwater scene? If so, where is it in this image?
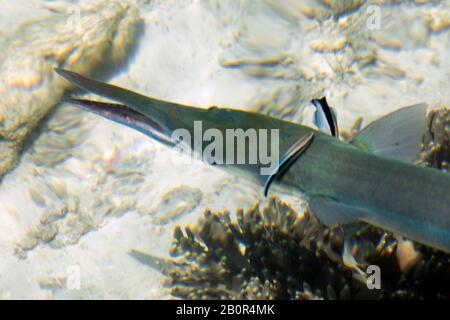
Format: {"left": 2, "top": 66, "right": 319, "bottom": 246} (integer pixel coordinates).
{"left": 0, "top": 0, "right": 449, "bottom": 301}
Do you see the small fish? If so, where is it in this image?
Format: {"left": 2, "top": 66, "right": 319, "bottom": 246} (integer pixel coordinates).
{"left": 311, "top": 97, "right": 339, "bottom": 138}
{"left": 54, "top": 68, "right": 450, "bottom": 253}
{"left": 264, "top": 132, "right": 314, "bottom": 197}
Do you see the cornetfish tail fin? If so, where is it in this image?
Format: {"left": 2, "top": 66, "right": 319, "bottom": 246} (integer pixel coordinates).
{"left": 311, "top": 97, "right": 339, "bottom": 138}
{"left": 264, "top": 132, "right": 315, "bottom": 197}
{"left": 351, "top": 103, "right": 429, "bottom": 163}
{"left": 65, "top": 98, "right": 176, "bottom": 147}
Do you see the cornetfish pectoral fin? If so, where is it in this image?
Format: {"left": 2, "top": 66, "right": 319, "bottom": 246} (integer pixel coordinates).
{"left": 65, "top": 98, "right": 176, "bottom": 147}
{"left": 351, "top": 103, "right": 429, "bottom": 163}
{"left": 309, "top": 196, "right": 366, "bottom": 226}
{"left": 264, "top": 132, "right": 315, "bottom": 197}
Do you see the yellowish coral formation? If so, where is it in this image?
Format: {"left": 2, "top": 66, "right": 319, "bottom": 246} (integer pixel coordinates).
{"left": 420, "top": 107, "right": 450, "bottom": 172}
{"left": 0, "top": 0, "right": 142, "bottom": 177}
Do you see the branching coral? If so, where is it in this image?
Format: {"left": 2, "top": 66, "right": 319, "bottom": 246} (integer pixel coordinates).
{"left": 162, "top": 198, "right": 449, "bottom": 300}
{"left": 420, "top": 107, "right": 450, "bottom": 172}
{"left": 167, "top": 199, "right": 358, "bottom": 299}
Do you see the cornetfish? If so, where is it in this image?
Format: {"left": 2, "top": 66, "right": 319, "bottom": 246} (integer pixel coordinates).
{"left": 54, "top": 68, "right": 450, "bottom": 253}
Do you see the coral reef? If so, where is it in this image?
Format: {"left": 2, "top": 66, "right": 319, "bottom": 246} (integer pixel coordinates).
{"left": 161, "top": 198, "right": 449, "bottom": 300}
{"left": 165, "top": 199, "right": 359, "bottom": 299}
{"left": 420, "top": 107, "right": 450, "bottom": 172}
{"left": 0, "top": 0, "right": 142, "bottom": 178}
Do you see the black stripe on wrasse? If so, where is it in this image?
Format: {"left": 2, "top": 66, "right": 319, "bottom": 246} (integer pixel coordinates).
{"left": 264, "top": 132, "right": 315, "bottom": 197}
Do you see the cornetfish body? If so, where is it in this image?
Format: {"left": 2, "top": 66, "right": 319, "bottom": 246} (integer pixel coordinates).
{"left": 285, "top": 133, "right": 450, "bottom": 253}
{"left": 55, "top": 69, "right": 450, "bottom": 253}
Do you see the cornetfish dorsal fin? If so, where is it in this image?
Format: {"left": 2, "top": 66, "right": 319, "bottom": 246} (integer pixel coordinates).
{"left": 351, "top": 103, "right": 429, "bottom": 163}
